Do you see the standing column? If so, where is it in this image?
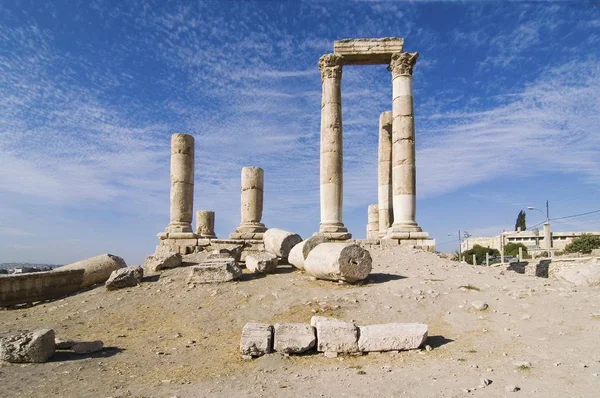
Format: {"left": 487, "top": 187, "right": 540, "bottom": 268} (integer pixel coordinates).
{"left": 387, "top": 52, "right": 427, "bottom": 239}
{"left": 318, "top": 53, "right": 351, "bottom": 240}
{"left": 165, "top": 133, "right": 195, "bottom": 235}
{"left": 366, "top": 204, "right": 380, "bottom": 240}
{"left": 196, "top": 210, "right": 216, "bottom": 239}
{"left": 230, "top": 166, "right": 267, "bottom": 240}
{"left": 378, "top": 111, "right": 393, "bottom": 237}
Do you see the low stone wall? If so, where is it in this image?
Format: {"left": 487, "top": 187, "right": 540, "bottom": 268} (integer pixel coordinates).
{"left": 0, "top": 269, "right": 84, "bottom": 307}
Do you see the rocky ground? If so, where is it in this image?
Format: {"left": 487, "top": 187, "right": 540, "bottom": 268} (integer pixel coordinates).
{"left": 1, "top": 246, "right": 599, "bottom": 397}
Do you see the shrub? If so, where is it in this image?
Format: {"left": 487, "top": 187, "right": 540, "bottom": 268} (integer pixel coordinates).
{"left": 463, "top": 244, "right": 500, "bottom": 265}
{"left": 564, "top": 234, "right": 600, "bottom": 254}
{"left": 504, "top": 242, "right": 528, "bottom": 257}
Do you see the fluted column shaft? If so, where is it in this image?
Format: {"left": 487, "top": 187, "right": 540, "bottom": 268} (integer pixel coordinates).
{"left": 318, "top": 53, "right": 350, "bottom": 240}
{"left": 166, "top": 133, "right": 194, "bottom": 234}
{"left": 378, "top": 111, "right": 394, "bottom": 237}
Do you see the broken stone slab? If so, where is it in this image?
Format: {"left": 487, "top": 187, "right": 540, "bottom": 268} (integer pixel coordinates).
{"left": 55, "top": 338, "right": 75, "bottom": 350}
{"left": 357, "top": 323, "right": 428, "bottom": 352}
{"left": 264, "top": 228, "right": 302, "bottom": 259}
{"left": 273, "top": 323, "right": 316, "bottom": 354}
{"left": 240, "top": 323, "right": 273, "bottom": 357}
{"left": 210, "top": 245, "right": 244, "bottom": 262}
{"left": 304, "top": 243, "right": 372, "bottom": 282}
{"left": 71, "top": 341, "right": 104, "bottom": 354}
{"left": 55, "top": 254, "right": 126, "bottom": 288}
{"left": 245, "top": 252, "right": 278, "bottom": 274}
{"left": 181, "top": 251, "right": 209, "bottom": 266}
{"left": 0, "top": 329, "right": 55, "bottom": 363}
{"left": 143, "top": 252, "right": 182, "bottom": 273}
{"left": 105, "top": 266, "right": 143, "bottom": 291}
{"left": 311, "top": 316, "right": 359, "bottom": 354}
{"left": 288, "top": 235, "right": 330, "bottom": 270}
{"left": 187, "top": 261, "right": 242, "bottom": 284}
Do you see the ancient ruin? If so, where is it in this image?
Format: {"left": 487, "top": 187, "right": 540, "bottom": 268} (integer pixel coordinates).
{"left": 230, "top": 167, "right": 267, "bottom": 240}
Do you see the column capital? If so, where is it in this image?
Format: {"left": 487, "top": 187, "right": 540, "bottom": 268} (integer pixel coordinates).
{"left": 318, "top": 53, "right": 344, "bottom": 81}
{"left": 388, "top": 52, "right": 419, "bottom": 76}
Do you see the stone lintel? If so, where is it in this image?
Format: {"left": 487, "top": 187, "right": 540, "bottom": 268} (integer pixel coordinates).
{"left": 334, "top": 38, "right": 404, "bottom": 65}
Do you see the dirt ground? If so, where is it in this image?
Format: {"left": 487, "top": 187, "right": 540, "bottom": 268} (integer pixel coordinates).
{"left": 1, "top": 246, "right": 599, "bottom": 397}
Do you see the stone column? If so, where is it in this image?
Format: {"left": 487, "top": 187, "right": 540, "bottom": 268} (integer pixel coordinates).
{"left": 378, "top": 111, "right": 393, "bottom": 237}
{"left": 387, "top": 52, "right": 427, "bottom": 239}
{"left": 165, "top": 133, "right": 195, "bottom": 236}
{"left": 318, "top": 53, "right": 351, "bottom": 240}
{"left": 366, "top": 204, "right": 380, "bottom": 240}
{"left": 230, "top": 166, "right": 267, "bottom": 240}
{"left": 196, "top": 210, "right": 216, "bottom": 239}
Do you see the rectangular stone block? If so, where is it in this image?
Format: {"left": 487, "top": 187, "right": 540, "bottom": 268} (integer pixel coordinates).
{"left": 0, "top": 270, "right": 84, "bottom": 307}
{"left": 334, "top": 37, "right": 404, "bottom": 65}
{"left": 240, "top": 323, "right": 273, "bottom": 357}
{"left": 358, "top": 323, "right": 428, "bottom": 352}
{"left": 273, "top": 323, "right": 316, "bottom": 354}
{"left": 186, "top": 261, "right": 242, "bottom": 284}
{"left": 311, "top": 316, "right": 359, "bottom": 353}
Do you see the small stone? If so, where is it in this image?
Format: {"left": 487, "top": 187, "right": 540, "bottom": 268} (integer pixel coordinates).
{"left": 425, "top": 345, "right": 432, "bottom": 352}
{"left": 471, "top": 301, "right": 488, "bottom": 311}
{"left": 71, "top": 341, "right": 104, "bottom": 354}
{"left": 480, "top": 377, "right": 492, "bottom": 387}
{"left": 187, "top": 261, "right": 242, "bottom": 284}
{"left": 505, "top": 385, "right": 520, "bottom": 392}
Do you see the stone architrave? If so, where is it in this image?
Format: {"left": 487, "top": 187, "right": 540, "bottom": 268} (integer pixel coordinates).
{"left": 196, "top": 210, "right": 217, "bottom": 239}
{"left": 378, "top": 111, "right": 394, "bottom": 237}
{"left": 165, "top": 133, "right": 195, "bottom": 236}
{"left": 387, "top": 52, "right": 428, "bottom": 239}
{"left": 318, "top": 54, "right": 351, "bottom": 240}
{"left": 366, "top": 204, "right": 380, "bottom": 240}
{"left": 230, "top": 167, "right": 267, "bottom": 240}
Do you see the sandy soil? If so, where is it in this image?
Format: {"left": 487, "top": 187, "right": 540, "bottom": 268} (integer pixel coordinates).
{"left": 1, "top": 246, "right": 599, "bottom": 397}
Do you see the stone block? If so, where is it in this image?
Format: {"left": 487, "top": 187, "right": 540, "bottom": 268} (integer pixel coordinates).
{"left": 144, "top": 252, "right": 182, "bottom": 273}
{"left": 105, "top": 266, "right": 143, "bottom": 290}
{"left": 334, "top": 37, "right": 404, "bottom": 65}
{"left": 304, "top": 243, "right": 372, "bottom": 283}
{"left": 311, "top": 316, "right": 359, "bottom": 353}
{"left": 0, "top": 329, "right": 56, "bottom": 363}
{"left": 240, "top": 323, "right": 273, "bottom": 357}
{"left": 264, "top": 228, "right": 303, "bottom": 259}
{"left": 357, "top": 323, "right": 428, "bottom": 352}
{"left": 72, "top": 341, "right": 104, "bottom": 354}
{"left": 246, "top": 252, "right": 278, "bottom": 274}
{"left": 0, "top": 269, "right": 84, "bottom": 307}
{"left": 187, "top": 261, "right": 242, "bottom": 284}
{"left": 273, "top": 323, "right": 316, "bottom": 354}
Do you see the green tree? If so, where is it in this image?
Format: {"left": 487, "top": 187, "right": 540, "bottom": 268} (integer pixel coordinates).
{"left": 515, "top": 210, "right": 526, "bottom": 231}
{"left": 463, "top": 244, "right": 500, "bottom": 265}
{"left": 564, "top": 234, "right": 600, "bottom": 254}
{"left": 504, "top": 242, "right": 528, "bottom": 257}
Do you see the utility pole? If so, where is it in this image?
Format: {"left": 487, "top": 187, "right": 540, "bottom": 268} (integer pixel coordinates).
{"left": 544, "top": 199, "right": 552, "bottom": 258}
{"left": 458, "top": 230, "right": 462, "bottom": 261}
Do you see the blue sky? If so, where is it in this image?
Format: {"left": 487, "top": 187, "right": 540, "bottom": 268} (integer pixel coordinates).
{"left": 1, "top": 0, "right": 599, "bottom": 265}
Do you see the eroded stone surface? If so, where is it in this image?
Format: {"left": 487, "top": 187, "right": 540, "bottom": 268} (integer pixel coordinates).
{"left": 0, "top": 329, "right": 55, "bottom": 363}
{"left": 264, "top": 228, "right": 302, "bottom": 259}
{"left": 144, "top": 253, "right": 182, "bottom": 273}
{"left": 304, "top": 243, "right": 372, "bottom": 282}
{"left": 357, "top": 323, "right": 428, "bottom": 352}
{"left": 55, "top": 254, "right": 126, "bottom": 288}
{"left": 105, "top": 266, "right": 143, "bottom": 291}
{"left": 72, "top": 341, "right": 104, "bottom": 354}
{"left": 273, "top": 323, "right": 316, "bottom": 354}
{"left": 245, "top": 252, "right": 278, "bottom": 274}
{"left": 240, "top": 323, "right": 273, "bottom": 357}
{"left": 312, "top": 316, "right": 359, "bottom": 353}
{"left": 187, "top": 261, "right": 242, "bottom": 284}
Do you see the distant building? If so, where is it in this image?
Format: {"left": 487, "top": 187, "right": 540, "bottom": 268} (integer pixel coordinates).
{"left": 461, "top": 230, "right": 600, "bottom": 256}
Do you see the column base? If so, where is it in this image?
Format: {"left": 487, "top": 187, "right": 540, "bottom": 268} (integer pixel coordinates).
{"left": 229, "top": 232, "right": 265, "bottom": 240}
{"left": 317, "top": 222, "right": 352, "bottom": 240}
{"left": 229, "top": 222, "right": 267, "bottom": 240}
{"left": 165, "top": 222, "right": 193, "bottom": 234}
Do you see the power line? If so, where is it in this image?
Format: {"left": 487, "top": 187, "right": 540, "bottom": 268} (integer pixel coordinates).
{"left": 551, "top": 209, "right": 600, "bottom": 221}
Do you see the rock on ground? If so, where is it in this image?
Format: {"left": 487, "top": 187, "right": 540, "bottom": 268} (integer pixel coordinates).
{"left": 312, "top": 316, "right": 359, "bottom": 354}
{"left": 144, "top": 253, "right": 182, "bottom": 273}
{"left": 240, "top": 323, "right": 273, "bottom": 357}
{"left": 54, "top": 254, "right": 126, "bottom": 287}
{"left": 187, "top": 259, "right": 242, "bottom": 284}
{"left": 264, "top": 228, "right": 302, "bottom": 259}
{"left": 357, "top": 323, "right": 428, "bottom": 352}
{"left": 304, "top": 243, "right": 372, "bottom": 283}
{"left": 105, "top": 266, "right": 143, "bottom": 290}
{"left": 0, "top": 329, "right": 56, "bottom": 363}
{"left": 245, "top": 252, "right": 278, "bottom": 274}
{"left": 71, "top": 341, "right": 104, "bottom": 354}
{"left": 288, "top": 235, "right": 329, "bottom": 270}
{"left": 182, "top": 252, "right": 209, "bottom": 266}
{"left": 273, "top": 323, "right": 316, "bottom": 354}
{"left": 471, "top": 301, "right": 489, "bottom": 311}
{"left": 55, "top": 338, "right": 75, "bottom": 350}
{"left": 554, "top": 263, "right": 600, "bottom": 286}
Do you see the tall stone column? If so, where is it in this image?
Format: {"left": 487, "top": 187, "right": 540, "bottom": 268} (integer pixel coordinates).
{"left": 196, "top": 210, "right": 216, "bottom": 239}
{"left": 165, "top": 133, "right": 195, "bottom": 236}
{"left": 318, "top": 53, "right": 351, "bottom": 240}
{"left": 366, "top": 204, "right": 380, "bottom": 240}
{"left": 387, "top": 52, "right": 427, "bottom": 239}
{"left": 230, "top": 166, "right": 267, "bottom": 240}
{"left": 378, "top": 111, "right": 393, "bottom": 237}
